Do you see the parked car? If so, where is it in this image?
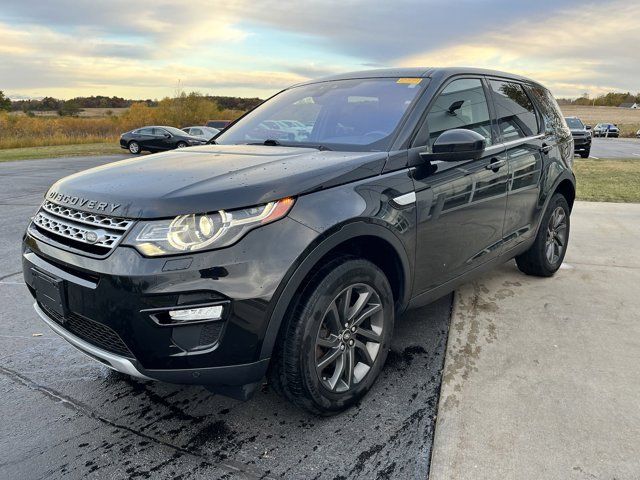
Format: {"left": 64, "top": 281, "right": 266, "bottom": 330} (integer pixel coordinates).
{"left": 636, "top": 129, "right": 640, "bottom": 138}
{"left": 182, "top": 126, "right": 220, "bottom": 141}
{"left": 206, "top": 120, "right": 232, "bottom": 130}
{"left": 593, "top": 123, "right": 619, "bottom": 137}
{"left": 23, "top": 68, "right": 575, "bottom": 415}
{"left": 564, "top": 116, "right": 592, "bottom": 158}
{"left": 120, "top": 126, "right": 207, "bottom": 154}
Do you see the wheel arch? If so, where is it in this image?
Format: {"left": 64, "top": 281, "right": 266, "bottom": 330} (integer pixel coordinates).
{"left": 554, "top": 177, "right": 576, "bottom": 211}
{"left": 259, "top": 221, "right": 412, "bottom": 360}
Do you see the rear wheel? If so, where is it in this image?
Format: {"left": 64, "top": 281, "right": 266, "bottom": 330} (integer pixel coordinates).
{"left": 128, "top": 141, "right": 141, "bottom": 154}
{"left": 269, "top": 258, "right": 394, "bottom": 415}
{"left": 516, "top": 193, "right": 570, "bottom": 277}
{"left": 176, "top": 142, "right": 188, "bottom": 149}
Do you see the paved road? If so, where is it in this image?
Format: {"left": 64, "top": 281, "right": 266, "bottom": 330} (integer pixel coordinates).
{"left": 588, "top": 137, "right": 640, "bottom": 159}
{"left": 0, "top": 155, "right": 451, "bottom": 479}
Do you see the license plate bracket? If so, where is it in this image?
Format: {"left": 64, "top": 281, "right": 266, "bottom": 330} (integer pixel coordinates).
{"left": 32, "top": 269, "right": 68, "bottom": 319}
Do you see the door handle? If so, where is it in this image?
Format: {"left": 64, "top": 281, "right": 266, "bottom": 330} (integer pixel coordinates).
{"left": 540, "top": 143, "right": 553, "bottom": 154}
{"left": 485, "top": 158, "right": 507, "bottom": 172}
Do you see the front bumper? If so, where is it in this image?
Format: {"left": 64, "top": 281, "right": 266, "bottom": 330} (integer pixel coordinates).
{"left": 572, "top": 136, "right": 591, "bottom": 149}
{"left": 23, "top": 216, "right": 318, "bottom": 387}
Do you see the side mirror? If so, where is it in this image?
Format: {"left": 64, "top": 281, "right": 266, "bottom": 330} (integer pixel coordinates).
{"left": 585, "top": 125, "right": 592, "bottom": 130}
{"left": 420, "top": 129, "right": 486, "bottom": 162}
{"left": 164, "top": 133, "right": 171, "bottom": 138}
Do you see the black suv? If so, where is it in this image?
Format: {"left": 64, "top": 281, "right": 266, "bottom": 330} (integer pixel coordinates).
{"left": 23, "top": 68, "right": 575, "bottom": 415}
{"left": 564, "top": 116, "right": 591, "bottom": 158}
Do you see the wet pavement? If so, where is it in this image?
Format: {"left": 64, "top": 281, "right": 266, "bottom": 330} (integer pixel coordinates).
{"left": 0, "top": 155, "right": 452, "bottom": 479}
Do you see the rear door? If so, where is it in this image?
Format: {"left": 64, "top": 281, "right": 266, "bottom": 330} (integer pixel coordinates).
{"left": 136, "top": 127, "right": 155, "bottom": 149}
{"left": 410, "top": 77, "right": 509, "bottom": 293}
{"left": 151, "top": 127, "right": 171, "bottom": 150}
{"left": 487, "top": 79, "right": 544, "bottom": 251}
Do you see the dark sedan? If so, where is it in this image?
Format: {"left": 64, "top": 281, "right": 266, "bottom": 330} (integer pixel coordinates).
{"left": 120, "top": 126, "right": 207, "bottom": 154}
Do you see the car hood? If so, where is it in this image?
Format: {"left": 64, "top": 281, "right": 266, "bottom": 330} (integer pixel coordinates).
{"left": 45, "top": 144, "right": 388, "bottom": 218}
{"left": 570, "top": 129, "right": 588, "bottom": 135}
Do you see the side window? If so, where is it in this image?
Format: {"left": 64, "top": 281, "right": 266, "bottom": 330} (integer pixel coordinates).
{"left": 424, "top": 78, "right": 493, "bottom": 147}
{"left": 527, "top": 85, "right": 565, "bottom": 134}
{"left": 138, "top": 128, "right": 153, "bottom": 135}
{"left": 489, "top": 80, "right": 539, "bottom": 141}
{"left": 191, "top": 128, "right": 203, "bottom": 136}
{"left": 153, "top": 128, "right": 167, "bottom": 136}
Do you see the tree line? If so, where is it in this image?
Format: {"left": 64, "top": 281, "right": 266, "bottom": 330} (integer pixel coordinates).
{"left": 557, "top": 91, "right": 640, "bottom": 107}
{"left": 2, "top": 92, "right": 263, "bottom": 116}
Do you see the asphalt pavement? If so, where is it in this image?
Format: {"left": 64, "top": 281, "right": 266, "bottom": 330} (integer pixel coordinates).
{"left": 0, "top": 155, "right": 452, "bottom": 480}
{"left": 588, "top": 137, "right": 640, "bottom": 158}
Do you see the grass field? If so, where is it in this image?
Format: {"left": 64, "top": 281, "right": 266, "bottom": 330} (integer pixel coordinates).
{"left": 0, "top": 143, "right": 124, "bottom": 162}
{"left": 560, "top": 105, "right": 640, "bottom": 138}
{"left": 574, "top": 158, "right": 640, "bottom": 202}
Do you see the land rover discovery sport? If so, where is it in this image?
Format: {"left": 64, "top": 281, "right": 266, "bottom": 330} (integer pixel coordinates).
{"left": 23, "top": 68, "right": 575, "bottom": 415}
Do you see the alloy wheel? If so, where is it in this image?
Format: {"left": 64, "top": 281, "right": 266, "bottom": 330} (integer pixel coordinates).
{"left": 129, "top": 142, "right": 139, "bottom": 154}
{"left": 545, "top": 206, "right": 568, "bottom": 265}
{"left": 315, "top": 283, "right": 384, "bottom": 393}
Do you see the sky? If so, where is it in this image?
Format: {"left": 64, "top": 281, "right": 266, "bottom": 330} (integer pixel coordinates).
{"left": 1, "top": 0, "right": 638, "bottom": 101}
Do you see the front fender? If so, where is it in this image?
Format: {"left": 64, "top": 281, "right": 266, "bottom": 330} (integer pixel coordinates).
{"left": 258, "top": 220, "right": 413, "bottom": 360}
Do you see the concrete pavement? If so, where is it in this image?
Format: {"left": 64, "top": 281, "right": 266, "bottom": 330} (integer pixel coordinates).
{"left": 430, "top": 201, "right": 640, "bottom": 479}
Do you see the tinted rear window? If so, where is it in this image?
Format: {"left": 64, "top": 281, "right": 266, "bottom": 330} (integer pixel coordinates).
{"left": 489, "top": 80, "right": 539, "bottom": 140}
{"left": 527, "top": 86, "right": 566, "bottom": 134}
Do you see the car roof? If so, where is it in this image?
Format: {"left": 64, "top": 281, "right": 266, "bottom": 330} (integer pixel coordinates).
{"left": 292, "top": 67, "right": 545, "bottom": 88}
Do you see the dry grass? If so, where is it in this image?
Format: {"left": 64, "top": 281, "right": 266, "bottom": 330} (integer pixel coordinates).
{"left": 0, "top": 94, "right": 243, "bottom": 149}
{"left": 574, "top": 158, "right": 640, "bottom": 203}
{"left": 0, "top": 143, "right": 123, "bottom": 162}
{"left": 560, "top": 105, "right": 640, "bottom": 137}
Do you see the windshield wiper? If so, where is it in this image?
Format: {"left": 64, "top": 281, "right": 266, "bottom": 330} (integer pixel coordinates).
{"left": 246, "top": 139, "right": 332, "bottom": 151}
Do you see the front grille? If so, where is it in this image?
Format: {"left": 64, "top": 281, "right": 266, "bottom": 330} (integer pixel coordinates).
{"left": 30, "top": 201, "right": 134, "bottom": 256}
{"left": 41, "top": 304, "right": 134, "bottom": 358}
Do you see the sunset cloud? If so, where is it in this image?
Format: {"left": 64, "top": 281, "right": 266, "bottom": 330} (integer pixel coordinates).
{"left": 1, "top": 0, "right": 637, "bottom": 99}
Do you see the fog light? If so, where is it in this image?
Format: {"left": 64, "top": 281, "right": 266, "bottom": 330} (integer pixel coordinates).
{"left": 169, "top": 305, "right": 223, "bottom": 323}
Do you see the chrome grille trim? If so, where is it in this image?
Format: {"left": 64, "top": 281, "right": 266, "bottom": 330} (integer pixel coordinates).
{"left": 30, "top": 201, "right": 135, "bottom": 253}
{"left": 32, "top": 211, "right": 121, "bottom": 248}
{"left": 42, "top": 201, "right": 133, "bottom": 231}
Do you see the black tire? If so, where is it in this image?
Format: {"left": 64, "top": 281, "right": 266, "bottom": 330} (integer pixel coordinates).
{"left": 268, "top": 257, "right": 394, "bottom": 415}
{"left": 176, "top": 142, "right": 188, "bottom": 149}
{"left": 128, "top": 141, "right": 141, "bottom": 154}
{"left": 516, "top": 193, "right": 570, "bottom": 277}
{"left": 580, "top": 149, "right": 590, "bottom": 158}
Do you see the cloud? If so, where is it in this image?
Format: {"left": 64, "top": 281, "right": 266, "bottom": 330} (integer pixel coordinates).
{"left": 398, "top": 1, "right": 640, "bottom": 97}
{"left": 0, "top": 0, "right": 637, "bottom": 98}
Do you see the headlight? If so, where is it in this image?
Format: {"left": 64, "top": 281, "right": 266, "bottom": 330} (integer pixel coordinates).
{"left": 124, "top": 197, "right": 295, "bottom": 256}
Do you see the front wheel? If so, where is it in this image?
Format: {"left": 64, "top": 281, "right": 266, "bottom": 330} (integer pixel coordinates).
{"left": 269, "top": 258, "right": 394, "bottom": 415}
{"left": 176, "top": 142, "right": 188, "bottom": 149}
{"left": 516, "top": 193, "right": 570, "bottom": 277}
{"left": 580, "top": 149, "right": 590, "bottom": 158}
{"left": 128, "top": 141, "right": 141, "bottom": 154}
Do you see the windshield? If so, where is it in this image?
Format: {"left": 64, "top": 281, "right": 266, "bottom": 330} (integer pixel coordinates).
{"left": 565, "top": 117, "right": 584, "bottom": 129}
{"left": 216, "top": 77, "right": 428, "bottom": 151}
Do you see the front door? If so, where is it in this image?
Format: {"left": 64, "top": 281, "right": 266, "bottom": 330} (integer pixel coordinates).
{"left": 410, "top": 77, "right": 509, "bottom": 294}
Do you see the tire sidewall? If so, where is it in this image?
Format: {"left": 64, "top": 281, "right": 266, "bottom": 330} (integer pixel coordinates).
{"left": 297, "top": 260, "right": 394, "bottom": 413}
{"left": 540, "top": 194, "right": 570, "bottom": 272}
